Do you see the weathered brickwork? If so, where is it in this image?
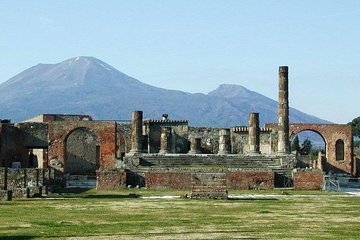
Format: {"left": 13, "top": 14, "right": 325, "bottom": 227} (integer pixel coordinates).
{"left": 191, "top": 171, "right": 228, "bottom": 199}
{"left": 96, "top": 169, "right": 127, "bottom": 190}
{"left": 145, "top": 171, "right": 192, "bottom": 189}
{"left": 293, "top": 169, "right": 324, "bottom": 190}
{"left": 227, "top": 171, "right": 275, "bottom": 190}
{"left": 266, "top": 123, "right": 353, "bottom": 175}
{"left": 47, "top": 121, "right": 117, "bottom": 173}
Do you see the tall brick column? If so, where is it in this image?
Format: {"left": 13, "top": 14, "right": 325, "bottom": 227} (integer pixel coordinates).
{"left": 248, "top": 113, "right": 260, "bottom": 154}
{"left": 188, "top": 137, "right": 202, "bottom": 154}
{"left": 159, "top": 127, "right": 171, "bottom": 154}
{"left": 278, "top": 66, "right": 290, "bottom": 154}
{"left": 130, "top": 111, "right": 143, "bottom": 154}
{"left": 218, "top": 128, "right": 231, "bottom": 155}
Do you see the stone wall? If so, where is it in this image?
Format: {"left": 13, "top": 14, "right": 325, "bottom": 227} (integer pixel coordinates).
{"left": 227, "top": 170, "right": 275, "bottom": 189}
{"left": 0, "top": 123, "right": 28, "bottom": 168}
{"left": 0, "top": 167, "right": 55, "bottom": 198}
{"left": 145, "top": 171, "right": 192, "bottom": 189}
{"left": 96, "top": 169, "right": 127, "bottom": 190}
{"left": 16, "top": 122, "right": 48, "bottom": 148}
{"left": 189, "top": 127, "right": 219, "bottom": 154}
{"left": 231, "top": 128, "right": 273, "bottom": 154}
{"left": 116, "top": 122, "right": 131, "bottom": 157}
{"left": 293, "top": 169, "right": 324, "bottom": 190}
{"left": 145, "top": 120, "right": 189, "bottom": 153}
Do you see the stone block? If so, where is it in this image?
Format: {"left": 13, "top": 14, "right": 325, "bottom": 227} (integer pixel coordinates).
{"left": 0, "top": 167, "right": 7, "bottom": 190}
{"left": 28, "top": 186, "right": 42, "bottom": 197}
{"left": 7, "top": 168, "right": 26, "bottom": 190}
{"left": 0, "top": 190, "right": 12, "bottom": 201}
{"left": 12, "top": 188, "right": 29, "bottom": 199}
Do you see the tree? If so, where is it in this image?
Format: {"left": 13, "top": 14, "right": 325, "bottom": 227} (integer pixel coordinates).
{"left": 291, "top": 136, "right": 300, "bottom": 152}
{"left": 300, "top": 138, "right": 312, "bottom": 155}
{"left": 349, "top": 116, "right": 360, "bottom": 137}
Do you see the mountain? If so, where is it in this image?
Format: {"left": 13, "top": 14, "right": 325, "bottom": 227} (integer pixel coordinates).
{"left": 0, "top": 56, "right": 328, "bottom": 126}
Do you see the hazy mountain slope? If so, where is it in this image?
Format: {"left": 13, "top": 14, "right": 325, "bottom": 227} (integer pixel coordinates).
{"left": 0, "top": 56, "right": 328, "bottom": 126}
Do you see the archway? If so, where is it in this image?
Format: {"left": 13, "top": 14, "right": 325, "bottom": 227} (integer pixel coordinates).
{"left": 116, "top": 132, "right": 127, "bottom": 160}
{"left": 290, "top": 130, "right": 326, "bottom": 168}
{"left": 65, "top": 127, "right": 100, "bottom": 175}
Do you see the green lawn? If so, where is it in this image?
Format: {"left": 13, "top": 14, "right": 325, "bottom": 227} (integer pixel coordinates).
{"left": 0, "top": 189, "right": 359, "bottom": 239}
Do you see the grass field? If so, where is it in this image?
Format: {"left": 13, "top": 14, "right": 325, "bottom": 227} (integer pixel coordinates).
{"left": 0, "top": 189, "right": 359, "bottom": 239}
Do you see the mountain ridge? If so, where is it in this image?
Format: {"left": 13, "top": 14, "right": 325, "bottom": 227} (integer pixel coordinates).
{"left": 0, "top": 56, "right": 329, "bottom": 126}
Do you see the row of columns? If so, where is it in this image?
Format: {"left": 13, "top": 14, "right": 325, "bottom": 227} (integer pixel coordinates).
{"left": 129, "top": 66, "right": 290, "bottom": 155}
{"left": 129, "top": 110, "right": 261, "bottom": 155}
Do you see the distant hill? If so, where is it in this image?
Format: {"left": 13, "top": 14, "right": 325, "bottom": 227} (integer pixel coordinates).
{"left": 0, "top": 56, "right": 328, "bottom": 126}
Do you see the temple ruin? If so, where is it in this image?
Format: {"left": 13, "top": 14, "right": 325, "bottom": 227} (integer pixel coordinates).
{"left": 0, "top": 66, "right": 358, "bottom": 199}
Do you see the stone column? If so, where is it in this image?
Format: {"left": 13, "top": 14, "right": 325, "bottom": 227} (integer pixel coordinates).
{"left": 130, "top": 111, "right": 143, "bottom": 154}
{"left": 248, "top": 113, "right": 260, "bottom": 154}
{"left": 218, "top": 128, "right": 231, "bottom": 155}
{"left": 188, "top": 137, "right": 202, "bottom": 154}
{"left": 278, "top": 66, "right": 290, "bottom": 154}
{"left": 159, "top": 127, "right": 171, "bottom": 154}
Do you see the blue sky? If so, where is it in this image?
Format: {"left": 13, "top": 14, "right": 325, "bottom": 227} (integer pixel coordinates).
{"left": 0, "top": 0, "right": 359, "bottom": 123}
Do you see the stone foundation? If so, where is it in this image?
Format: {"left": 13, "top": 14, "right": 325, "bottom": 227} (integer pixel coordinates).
{"left": 145, "top": 171, "right": 191, "bottom": 189}
{"left": 0, "top": 190, "right": 12, "bottom": 201}
{"left": 96, "top": 169, "right": 127, "bottom": 190}
{"left": 227, "top": 170, "right": 275, "bottom": 190}
{"left": 191, "top": 171, "right": 228, "bottom": 199}
{"left": 0, "top": 167, "right": 55, "bottom": 197}
{"left": 293, "top": 169, "right": 324, "bottom": 190}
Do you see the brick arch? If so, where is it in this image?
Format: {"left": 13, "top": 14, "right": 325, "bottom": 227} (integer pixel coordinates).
{"left": 116, "top": 132, "right": 128, "bottom": 159}
{"left": 289, "top": 124, "right": 353, "bottom": 174}
{"left": 47, "top": 121, "right": 117, "bottom": 173}
{"left": 64, "top": 127, "right": 100, "bottom": 175}
{"left": 290, "top": 129, "right": 327, "bottom": 147}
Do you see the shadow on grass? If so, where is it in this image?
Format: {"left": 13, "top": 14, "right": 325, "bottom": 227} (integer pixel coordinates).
{"left": 0, "top": 236, "right": 36, "bottom": 240}
{"left": 84, "top": 193, "right": 141, "bottom": 199}
{"left": 228, "top": 197, "right": 279, "bottom": 201}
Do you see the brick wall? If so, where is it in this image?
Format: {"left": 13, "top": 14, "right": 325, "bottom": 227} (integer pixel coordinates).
{"left": 227, "top": 171, "right": 275, "bottom": 190}
{"left": 293, "top": 169, "right": 324, "bottom": 190}
{"left": 96, "top": 169, "right": 126, "bottom": 190}
{"left": 145, "top": 171, "right": 192, "bottom": 189}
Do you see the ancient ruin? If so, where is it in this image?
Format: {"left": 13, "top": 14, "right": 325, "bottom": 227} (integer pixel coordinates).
{"left": 0, "top": 66, "right": 358, "bottom": 199}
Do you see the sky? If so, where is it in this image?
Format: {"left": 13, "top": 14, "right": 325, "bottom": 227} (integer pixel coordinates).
{"left": 0, "top": 0, "right": 359, "bottom": 124}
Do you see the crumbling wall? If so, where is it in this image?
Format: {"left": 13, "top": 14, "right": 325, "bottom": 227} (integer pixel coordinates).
{"left": 191, "top": 171, "right": 228, "bottom": 199}
{"left": 227, "top": 170, "right": 275, "bottom": 189}
{"left": 0, "top": 124, "right": 28, "bottom": 168}
{"left": 0, "top": 167, "right": 55, "bottom": 198}
{"left": 66, "top": 128, "right": 99, "bottom": 175}
{"left": 16, "top": 122, "right": 48, "bottom": 148}
{"left": 47, "top": 121, "right": 117, "bottom": 173}
{"left": 267, "top": 123, "right": 354, "bottom": 174}
{"left": 96, "top": 169, "right": 126, "bottom": 190}
{"left": 146, "top": 120, "right": 188, "bottom": 153}
{"left": 231, "top": 127, "right": 273, "bottom": 154}
{"left": 116, "top": 122, "right": 131, "bottom": 156}
{"left": 293, "top": 169, "right": 324, "bottom": 190}
{"left": 145, "top": 171, "right": 191, "bottom": 189}
{"left": 189, "top": 127, "right": 219, "bottom": 154}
